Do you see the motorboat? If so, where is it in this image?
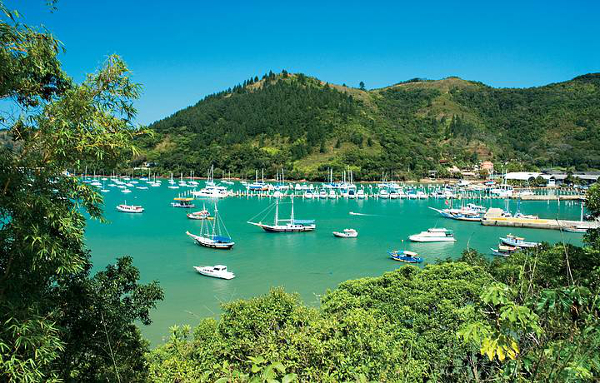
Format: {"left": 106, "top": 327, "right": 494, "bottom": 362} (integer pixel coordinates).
{"left": 490, "top": 244, "right": 519, "bottom": 257}
{"left": 409, "top": 228, "right": 456, "bottom": 242}
{"left": 304, "top": 190, "right": 315, "bottom": 199}
{"left": 116, "top": 203, "right": 144, "bottom": 213}
{"left": 500, "top": 234, "right": 539, "bottom": 248}
{"left": 171, "top": 197, "right": 195, "bottom": 208}
{"left": 514, "top": 212, "right": 539, "bottom": 219}
{"left": 563, "top": 226, "right": 588, "bottom": 233}
{"left": 357, "top": 189, "right": 366, "bottom": 199}
{"left": 192, "top": 185, "right": 229, "bottom": 198}
{"left": 429, "top": 207, "right": 482, "bottom": 222}
{"left": 193, "top": 265, "right": 235, "bottom": 280}
{"left": 389, "top": 250, "right": 423, "bottom": 263}
{"left": 415, "top": 191, "right": 428, "bottom": 199}
{"left": 378, "top": 189, "right": 390, "bottom": 199}
{"left": 333, "top": 228, "right": 358, "bottom": 238}
{"left": 187, "top": 205, "right": 213, "bottom": 220}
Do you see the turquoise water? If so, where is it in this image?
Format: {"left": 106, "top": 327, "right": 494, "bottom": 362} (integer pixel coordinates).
{"left": 85, "top": 182, "right": 585, "bottom": 345}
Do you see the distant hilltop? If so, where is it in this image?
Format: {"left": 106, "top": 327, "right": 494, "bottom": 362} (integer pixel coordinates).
{"left": 135, "top": 72, "right": 600, "bottom": 180}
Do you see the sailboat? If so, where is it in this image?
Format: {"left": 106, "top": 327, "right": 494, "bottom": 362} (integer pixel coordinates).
{"left": 247, "top": 197, "right": 316, "bottom": 232}
{"left": 186, "top": 203, "right": 234, "bottom": 249}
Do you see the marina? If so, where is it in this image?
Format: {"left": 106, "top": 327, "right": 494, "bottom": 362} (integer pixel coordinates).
{"left": 84, "top": 178, "right": 590, "bottom": 345}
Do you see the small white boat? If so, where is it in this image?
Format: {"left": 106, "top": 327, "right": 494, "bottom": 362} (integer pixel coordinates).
{"left": 490, "top": 244, "right": 518, "bottom": 257}
{"left": 563, "top": 226, "right": 588, "bottom": 233}
{"left": 409, "top": 228, "right": 456, "bottom": 242}
{"left": 500, "top": 234, "right": 538, "bottom": 248}
{"left": 333, "top": 228, "right": 358, "bottom": 238}
{"left": 193, "top": 265, "right": 235, "bottom": 280}
{"left": 121, "top": 188, "right": 132, "bottom": 194}
{"left": 116, "top": 203, "right": 144, "bottom": 213}
{"left": 357, "top": 189, "right": 366, "bottom": 199}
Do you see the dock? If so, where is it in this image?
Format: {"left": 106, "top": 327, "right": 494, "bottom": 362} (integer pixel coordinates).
{"left": 516, "top": 194, "right": 584, "bottom": 201}
{"left": 481, "top": 208, "right": 599, "bottom": 231}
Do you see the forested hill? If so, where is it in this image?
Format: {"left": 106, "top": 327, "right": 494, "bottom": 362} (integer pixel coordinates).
{"left": 137, "top": 72, "right": 600, "bottom": 180}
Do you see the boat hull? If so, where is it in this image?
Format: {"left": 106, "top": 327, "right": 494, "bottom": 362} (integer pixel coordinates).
{"left": 409, "top": 235, "right": 456, "bottom": 242}
{"left": 333, "top": 232, "right": 358, "bottom": 238}
{"left": 500, "top": 238, "right": 538, "bottom": 248}
{"left": 116, "top": 206, "right": 143, "bottom": 213}
{"left": 260, "top": 224, "right": 316, "bottom": 232}
{"left": 187, "top": 232, "right": 234, "bottom": 250}
{"left": 193, "top": 266, "right": 235, "bottom": 280}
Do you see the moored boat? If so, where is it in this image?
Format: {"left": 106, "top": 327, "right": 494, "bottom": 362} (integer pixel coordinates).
{"left": 248, "top": 197, "right": 316, "bottom": 232}
{"left": 193, "top": 265, "right": 235, "bottom": 280}
{"left": 187, "top": 205, "right": 213, "bottom": 220}
{"left": 490, "top": 244, "right": 519, "bottom": 257}
{"left": 500, "top": 234, "right": 539, "bottom": 248}
{"left": 333, "top": 228, "right": 358, "bottom": 238}
{"left": 186, "top": 203, "right": 234, "bottom": 249}
{"left": 409, "top": 228, "right": 456, "bottom": 242}
{"left": 116, "top": 202, "right": 144, "bottom": 213}
{"left": 388, "top": 250, "right": 423, "bottom": 263}
{"left": 171, "top": 197, "right": 195, "bottom": 208}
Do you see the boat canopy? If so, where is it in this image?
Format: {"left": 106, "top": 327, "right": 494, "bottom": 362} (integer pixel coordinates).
{"left": 293, "top": 219, "right": 315, "bottom": 225}
{"left": 214, "top": 235, "right": 233, "bottom": 243}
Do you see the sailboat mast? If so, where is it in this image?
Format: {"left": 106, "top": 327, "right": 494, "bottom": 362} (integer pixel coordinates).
{"left": 212, "top": 203, "right": 218, "bottom": 237}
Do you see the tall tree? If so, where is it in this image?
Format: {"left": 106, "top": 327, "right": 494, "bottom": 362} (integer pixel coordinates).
{"left": 0, "top": 3, "right": 162, "bottom": 381}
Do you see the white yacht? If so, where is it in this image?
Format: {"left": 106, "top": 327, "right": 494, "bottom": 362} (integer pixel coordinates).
{"left": 333, "top": 228, "right": 358, "bottom": 238}
{"left": 193, "top": 265, "right": 235, "bottom": 280}
{"left": 409, "top": 228, "right": 456, "bottom": 242}
{"left": 116, "top": 203, "right": 144, "bottom": 213}
{"left": 192, "top": 185, "right": 229, "bottom": 199}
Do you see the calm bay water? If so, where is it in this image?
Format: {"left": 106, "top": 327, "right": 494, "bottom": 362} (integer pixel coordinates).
{"left": 85, "top": 182, "right": 585, "bottom": 345}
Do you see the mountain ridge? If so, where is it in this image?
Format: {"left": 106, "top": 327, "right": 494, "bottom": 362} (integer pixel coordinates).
{"left": 136, "top": 72, "right": 600, "bottom": 180}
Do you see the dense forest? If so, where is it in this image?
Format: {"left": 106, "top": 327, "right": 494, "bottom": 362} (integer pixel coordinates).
{"left": 138, "top": 72, "right": 600, "bottom": 180}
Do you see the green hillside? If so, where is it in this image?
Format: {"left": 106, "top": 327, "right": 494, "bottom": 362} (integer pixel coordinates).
{"left": 137, "top": 72, "right": 600, "bottom": 180}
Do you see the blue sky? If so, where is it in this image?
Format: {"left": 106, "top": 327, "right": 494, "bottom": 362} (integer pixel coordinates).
{"left": 10, "top": 0, "right": 600, "bottom": 125}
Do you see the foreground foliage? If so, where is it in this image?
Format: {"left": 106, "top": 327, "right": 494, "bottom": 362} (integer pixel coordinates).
{"left": 1, "top": 3, "right": 163, "bottom": 381}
